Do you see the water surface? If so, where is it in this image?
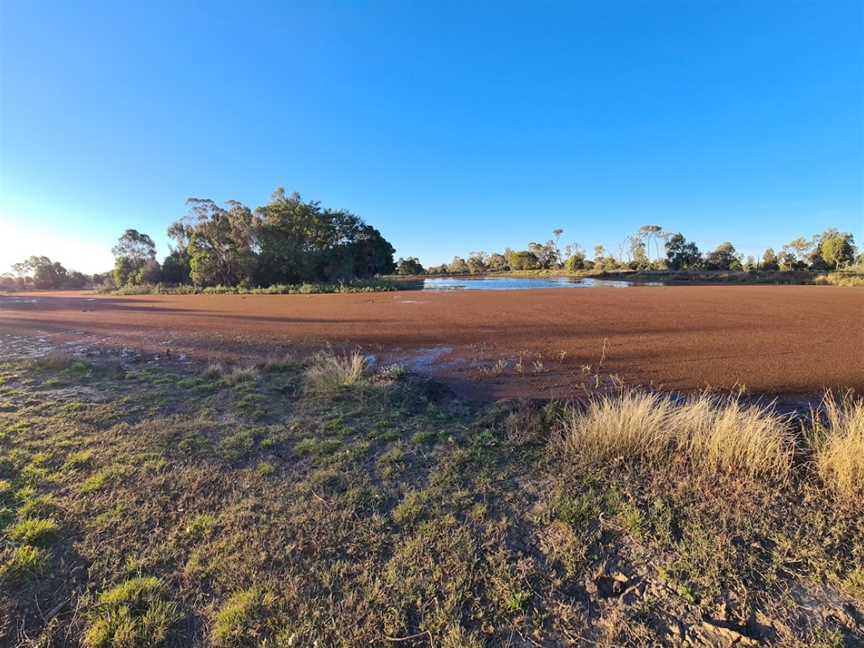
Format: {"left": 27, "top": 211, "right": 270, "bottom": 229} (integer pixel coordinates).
{"left": 422, "top": 276, "right": 658, "bottom": 291}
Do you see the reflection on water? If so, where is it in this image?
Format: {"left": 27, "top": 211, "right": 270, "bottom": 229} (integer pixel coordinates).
{"left": 422, "top": 277, "right": 662, "bottom": 291}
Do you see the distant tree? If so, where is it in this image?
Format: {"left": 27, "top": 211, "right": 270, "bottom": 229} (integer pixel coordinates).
{"left": 161, "top": 249, "right": 191, "bottom": 284}
{"left": 487, "top": 253, "right": 508, "bottom": 272}
{"left": 528, "top": 241, "right": 558, "bottom": 269}
{"left": 565, "top": 253, "right": 586, "bottom": 273}
{"left": 638, "top": 225, "right": 666, "bottom": 260}
{"left": 112, "top": 229, "right": 156, "bottom": 262}
{"left": 182, "top": 198, "right": 258, "bottom": 286}
{"left": 704, "top": 242, "right": 740, "bottom": 271}
{"left": 552, "top": 229, "right": 564, "bottom": 265}
{"left": 65, "top": 270, "right": 89, "bottom": 289}
{"left": 508, "top": 250, "right": 540, "bottom": 271}
{"left": 255, "top": 189, "right": 394, "bottom": 284}
{"left": 12, "top": 256, "right": 69, "bottom": 289}
{"left": 112, "top": 229, "right": 157, "bottom": 286}
{"left": 761, "top": 248, "right": 779, "bottom": 271}
{"left": 817, "top": 230, "right": 856, "bottom": 270}
{"left": 396, "top": 257, "right": 425, "bottom": 275}
{"left": 593, "top": 245, "right": 606, "bottom": 262}
{"left": 627, "top": 236, "right": 649, "bottom": 269}
{"left": 781, "top": 237, "right": 812, "bottom": 269}
{"left": 664, "top": 234, "right": 701, "bottom": 270}
{"left": 466, "top": 252, "right": 487, "bottom": 274}
{"left": 448, "top": 256, "right": 469, "bottom": 274}
{"left": 136, "top": 259, "right": 162, "bottom": 284}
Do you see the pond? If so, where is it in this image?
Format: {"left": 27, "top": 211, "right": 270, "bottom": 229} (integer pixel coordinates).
{"left": 422, "top": 276, "right": 662, "bottom": 290}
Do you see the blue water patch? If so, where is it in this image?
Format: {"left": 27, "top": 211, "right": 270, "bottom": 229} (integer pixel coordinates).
{"left": 422, "top": 277, "right": 655, "bottom": 291}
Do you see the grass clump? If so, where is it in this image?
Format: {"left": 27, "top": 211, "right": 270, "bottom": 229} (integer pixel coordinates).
{"left": 304, "top": 351, "right": 366, "bottom": 393}
{"left": 672, "top": 394, "right": 793, "bottom": 481}
{"left": 1, "top": 544, "right": 46, "bottom": 580}
{"left": 813, "top": 393, "right": 864, "bottom": 505}
{"left": 8, "top": 517, "right": 59, "bottom": 545}
{"left": 557, "top": 390, "right": 793, "bottom": 481}
{"left": 81, "top": 469, "right": 113, "bottom": 494}
{"left": 558, "top": 391, "right": 674, "bottom": 464}
{"left": 212, "top": 588, "right": 274, "bottom": 646}
{"left": 84, "top": 577, "right": 179, "bottom": 648}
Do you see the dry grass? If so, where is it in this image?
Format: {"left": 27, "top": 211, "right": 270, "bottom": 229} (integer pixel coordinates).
{"left": 814, "top": 272, "right": 864, "bottom": 287}
{"left": 304, "top": 350, "right": 366, "bottom": 392}
{"left": 673, "top": 394, "right": 793, "bottom": 481}
{"left": 814, "top": 393, "right": 864, "bottom": 505}
{"left": 558, "top": 390, "right": 794, "bottom": 481}
{"left": 558, "top": 391, "right": 675, "bottom": 464}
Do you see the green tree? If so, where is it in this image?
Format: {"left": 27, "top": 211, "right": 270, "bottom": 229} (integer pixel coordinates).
{"left": 487, "top": 253, "right": 508, "bottom": 272}
{"left": 664, "top": 234, "right": 702, "bottom": 270}
{"left": 182, "top": 199, "right": 258, "bottom": 287}
{"left": 112, "top": 229, "right": 157, "bottom": 286}
{"left": 817, "top": 230, "right": 856, "bottom": 269}
{"left": 507, "top": 250, "right": 540, "bottom": 271}
{"left": 761, "top": 248, "right": 779, "bottom": 271}
{"left": 704, "top": 242, "right": 740, "bottom": 271}
{"left": 396, "top": 257, "right": 425, "bottom": 275}
{"left": 12, "top": 256, "right": 68, "bottom": 289}
{"left": 466, "top": 252, "right": 487, "bottom": 274}
{"left": 448, "top": 257, "right": 469, "bottom": 274}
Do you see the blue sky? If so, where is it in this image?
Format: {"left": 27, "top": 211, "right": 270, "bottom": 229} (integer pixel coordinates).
{"left": 1, "top": 1, "right": 862, "bottom": 273}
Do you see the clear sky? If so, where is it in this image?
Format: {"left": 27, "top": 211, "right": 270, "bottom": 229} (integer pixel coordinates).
{"left": 1, "top": 1, "right": 862, "bottom": 273}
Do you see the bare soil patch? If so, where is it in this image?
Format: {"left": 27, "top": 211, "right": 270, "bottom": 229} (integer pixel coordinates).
{"left": 1, "top": 286, "right": 861, "bottom": 400}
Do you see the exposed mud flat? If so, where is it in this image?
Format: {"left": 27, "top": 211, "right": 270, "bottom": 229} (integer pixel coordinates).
{"left": 1, "top": 286, "right": 862, "bottom": 400}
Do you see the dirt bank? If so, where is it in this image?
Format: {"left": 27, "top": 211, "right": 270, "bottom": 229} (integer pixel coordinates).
{"left": 1, "top": 286, "right": 861, "bottom": 399}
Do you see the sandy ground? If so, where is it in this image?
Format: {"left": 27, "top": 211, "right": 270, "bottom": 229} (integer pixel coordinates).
{"left": 1, "top": 286, "right": 862, "bottom": 399}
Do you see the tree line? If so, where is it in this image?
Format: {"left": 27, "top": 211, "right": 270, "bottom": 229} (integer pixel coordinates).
{"left": 395, "top": 226, "right": 860, "bottom": 275}
{"left": 4, "top": 189, "right": 396, "bottom": 290}
{"left": 4, "top": 213, "right": 860, "bottom": 290}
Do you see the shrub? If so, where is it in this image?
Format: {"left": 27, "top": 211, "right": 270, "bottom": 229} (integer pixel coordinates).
{"left": 84, "top": 577, "right": 179, "bottom": 648}
{"left": 813, "top": 393, "right": 864, "bottom": 505}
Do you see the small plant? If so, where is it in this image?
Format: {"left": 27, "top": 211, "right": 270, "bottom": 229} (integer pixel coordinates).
{"left": 84, "top": 577, "right": 179, "bottom": 648}
{"left": 186, "top": 514, "right": 217, "bottom": 540}
{"left": 65, "top": 449, "right": 95, "bottom": 468}
{"left": 304, "top": 351, "right": 366, "bottom": 393}
{"left": 256, "top": 461, "right": 275, "bottom": 477}
{"left": 8, "top": 517, "right": 59, "bottom": 545}
{"left": 0, "top": 544, "right": 46, "bottom": 580}
{"left": 219, "top": 429, "right": 258, "bottom": 461}
{"left": 81, "top": 469, "right": 113, "bottom": 494}
{"left": 212, "top": 588, "right": 273, "bottom": 646}
{"left": 504, "top": 589, "right": 530, "bottom": 612}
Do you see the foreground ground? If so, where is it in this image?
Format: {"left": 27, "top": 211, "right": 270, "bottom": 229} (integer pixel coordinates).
{"left": 1, "top": 286, "right": 862, "bottom": 400}
{"left": 0, "top": 339, "right": 862, "bottom": 646}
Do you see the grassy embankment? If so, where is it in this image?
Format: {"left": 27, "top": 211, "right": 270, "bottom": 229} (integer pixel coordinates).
{"left": 1, "top": 351, "right": 862, "bottom": 646}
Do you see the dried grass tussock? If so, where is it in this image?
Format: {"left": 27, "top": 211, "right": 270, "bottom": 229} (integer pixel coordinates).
{"left": 558, "top": 390, "right": 794, "bottom": 481}
{"left": 814, "top": 392, "right": 864, "bottom": 504}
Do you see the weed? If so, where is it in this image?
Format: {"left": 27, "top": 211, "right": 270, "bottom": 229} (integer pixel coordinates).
{"left": 256, "top": 461, "right": 275, "bottom": 477}
{"left": 0, "top": 545, "right": 46, "bottom": 581}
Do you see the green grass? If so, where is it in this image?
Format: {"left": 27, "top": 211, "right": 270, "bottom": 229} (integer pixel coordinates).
{"left": 8, "top": 517, "right": 60, "bottom": 544}
{"left": 84, "top": 577, "right": 179, "bottom": 648}
{"left": 0, "top": 347, "right": 861, "bottom": 646}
